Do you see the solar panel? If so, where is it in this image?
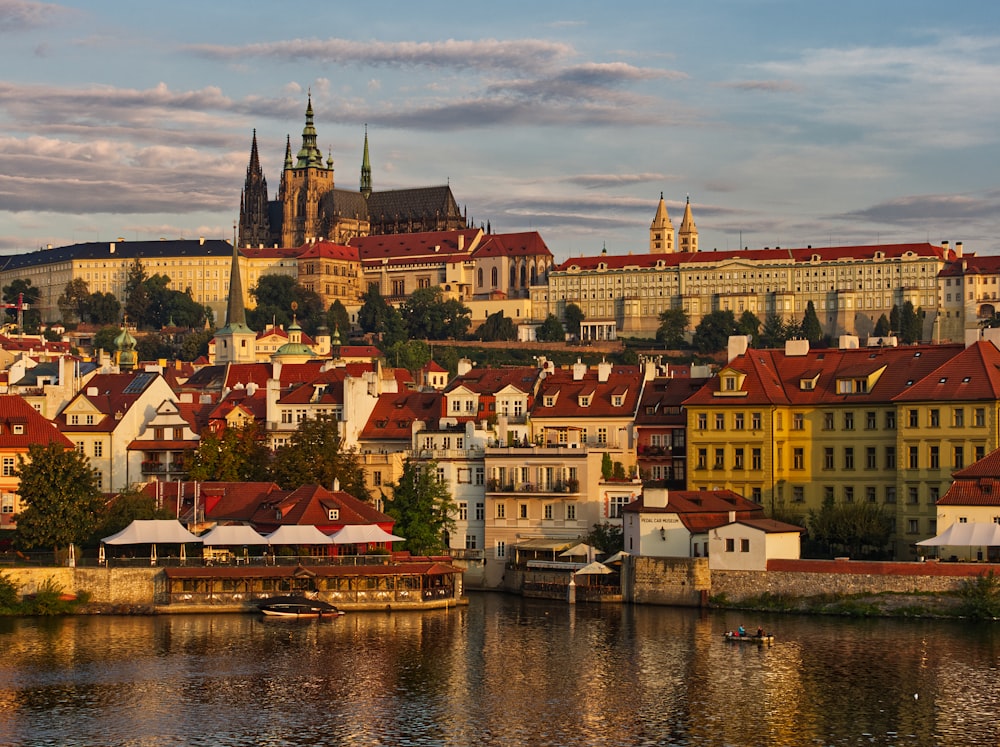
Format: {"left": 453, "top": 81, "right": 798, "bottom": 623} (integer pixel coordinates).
{"left": 123, "top": 372, "right": 156, "bottom": 394}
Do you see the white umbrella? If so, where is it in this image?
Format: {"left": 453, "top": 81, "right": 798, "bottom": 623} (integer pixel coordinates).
{"left": 575, "top": 561, "right": 613, "bottom": 575}
{"left": 559, "top": 543, "right": 595, "bottom": 558}
{"left": 603, "top": 550, "right": 629, "bottom": 564}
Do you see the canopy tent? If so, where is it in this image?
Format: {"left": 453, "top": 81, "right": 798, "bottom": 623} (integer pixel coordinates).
{"left": 575, "top": 561, "right": 613, "bottom": 576}
{"left": 102, "top": 520, "right": 200, "bottom": 545}
{"left": 199, "top": 525, "right": 268, "bottom": 546}
{"left": 101, "top": 519, "right": 200, "bottom": 566}
{"left": 559, "top": 543, "right": 596, "bottom": 559}
{"left": 265, "top": 525, "right": 333, "bottom": 546}
{"left": 603, "top": 550, "right": 630, "bottom": 565}
{"left": 916, "top": 522, "right": 1000, "bottom": 553}
{"left": 329, "top": 525, "right": 405, "bottom": 545}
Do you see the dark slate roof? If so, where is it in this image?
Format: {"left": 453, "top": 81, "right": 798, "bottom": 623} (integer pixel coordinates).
{"left": 367, "top": 186, "right": 461, "bottom": 222}
{"left": 319, "top": 188, "right": 370, "bottom": 220}
{"left": 1, "top": 239, "right": 235, "bottom": 271}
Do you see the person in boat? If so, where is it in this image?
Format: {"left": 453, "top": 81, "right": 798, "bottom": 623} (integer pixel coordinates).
{"left": 738, "top": 625, "right": 746, "bottom": 637}
{"left": 756, "top": 626, "right": 764, "bottom": 638}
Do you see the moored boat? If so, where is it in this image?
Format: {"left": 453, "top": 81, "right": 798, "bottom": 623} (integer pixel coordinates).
{"left": 257, "top": 595, "right": 344, "bottom": 618}
{"left": 723, "top": 631, "right": 774, "bottom": 644}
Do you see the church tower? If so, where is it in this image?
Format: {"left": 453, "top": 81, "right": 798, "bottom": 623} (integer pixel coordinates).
{"left": 678, "top": 196, "right": 698, "bottom": 253}
{"left": 360, "top": 125, "right": 372, "bottom": 199}
{"left": 215, "top": 243, "right": 257, "bottom": 363}
{"left": 649, "top": 192, "right": 675, "bottom": 253}
{"left": 280, "top": 93, "right": 336, "bottom": 247}
{"left": 237, "top": 130, "right": 271, "bottom": 249}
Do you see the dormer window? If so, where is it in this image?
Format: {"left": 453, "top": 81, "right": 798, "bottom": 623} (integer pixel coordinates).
{"left": 579, "top": 395, "right": 592, "bottom": 407}
{"left": 544, "top": 396, "right": 555, "bottom": 407}
{"left": 613, "top": 395, "right": 623, "bottom": 406}
{"left": 328, "top": 508, "right": 339, "bottom": 521}
{"left": 12, "top": 425, "right": 23, "bottom": 435}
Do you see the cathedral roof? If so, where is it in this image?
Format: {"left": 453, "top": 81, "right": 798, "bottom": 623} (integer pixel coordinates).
{"left": 366, "top": 185, "right": 461, "bottom": 222}
{"left": 472, "top": 231, "right": 553, "bottom": 259}
{"left": 318, "top": 188, "right": 369, "bottom": 221}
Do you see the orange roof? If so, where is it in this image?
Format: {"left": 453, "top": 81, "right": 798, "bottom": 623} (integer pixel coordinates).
{"left": 361, "top": 391, "right": 442, "bottom": 441}
{"left": 472, "top": 231, "right": 552, "bottom": 259}
{"left": 0, "top": 395, "right": 73, "bottom": 449}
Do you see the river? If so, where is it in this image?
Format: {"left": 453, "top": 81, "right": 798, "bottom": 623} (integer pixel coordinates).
{"left": 1, "top": 592, "right": 998, "bottom": 746}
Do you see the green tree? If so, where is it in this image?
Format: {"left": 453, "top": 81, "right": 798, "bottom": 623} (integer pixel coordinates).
{"left": 900, "top": 301, "right": 923, "bottom": 344}
{"left": 247, "top": 275, "right": 324, "bottom": 334}
{"left": 179, "top": 328, "right": 214, "bottom": 362}
{"left": 873, "top": 314, "right": 891, "bottom": 337}
{"left": 692, "top": 309, "right": 738, "bottom": 354}
{"left": 136, "top": 333, "right": 173, "bottom": 362}
{"left": 327, "top": 300, "right": 350, "bottom": 340}
{"left": 186, "top": 422, "right": 270, "bottom": 482}
{"left": 737, "top": 310, "right": 761, "bottom": 342}
{"left": 807, "top": 496, "right": 894, "bottom": 559}
{"left": 584, "top": 521, "right": 624, "bottom": 555}
{"left": 124, "top": 258, "right": 150, "bottom": 325}
{"left": 383, "top": 339, "right": 432, "bottom": 375}
{"left": 656, "top": 307, "right": 689, "bottom": 348}
{"left": 270, "top": 415, "right": 370, "bottom": 500}
{"left": 801, "top": 301, "right": 823, "bottom": 345}
{"left": 90, "top": 486, "right": 174, "bottom": 545}
{"left": 601, "top": 452, "right": 614, "bottom": 480}
{"left": 358, "top": 285, "right": 408, "bottom": 346}
{"left": 57, "top": 278, "right": 91, "bottom": 323}
{"left": 401, "top": 287, "right": 471, "bottom": 340}
{"left": 758, "top": 313, "right": 789, "bottom": 349}
{"left": 2, "top": 278, "right": 41, "bottom": 332}
{"left": 889, "top": 304, "right": 901, "bottom": 336}
{"left": 535, "top": 314, "right": 565, "bottom": 342}
{"left": 92, "top": 326, "right": 121, "bottom": 355}
{"left": 384, "top": 459, "right": 456, "bottom": 556}
{"left": 86, "top": 292, "right": 121, "bottom": 326}
{"left": 14, "top": 442, "right": 104, "bottom": 554}
{"left": 563, "top": 303, "right": 585, "bottom": 338}
{"left": 474, "top": 311, "right": 516, "bottom": 341}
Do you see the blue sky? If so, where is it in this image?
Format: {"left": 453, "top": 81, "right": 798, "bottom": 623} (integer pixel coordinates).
{"left": 1, "top": 0, "right": 999, "bottom": 263}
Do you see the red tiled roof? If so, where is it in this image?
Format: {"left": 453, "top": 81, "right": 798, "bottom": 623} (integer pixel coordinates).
{"left": 0, "top": 395, "right": 73, "bottom": 448}
{"left": 55, "top": 371, "right": 162, "bottom": 431}
{"left": 351, "top": 228, "right": 482, "bottom": 265}
{"left": 444, "top": 366, "right": 540, "bottom": 396}
{"left": 471, "top": 231, "right": 553, "bottom": 259}
{"left": 339, "top": 345, "right": 381, "bottom": 359}
{"left": 892, "top": 341, "right": 1000, "bottom": 402}
{"left": 251, "top": 484, "right": 391, "bottom": 532}
{"left": 532, "top": 365, "right": 643, "bottom": 419}
{"left": 634, "top": 377, "right": 709, "bottom": 426}
{"left": 623, "top": 489, "right": 764, "bottom": 532}
{"left": 361, "top": 391, "right": 442, "bottom": 441}
{"left": 939, "top": 254, "right": 1000, "bottom": 277}
{"left": 295, "top": 240, "right": 360, "bottom": 261}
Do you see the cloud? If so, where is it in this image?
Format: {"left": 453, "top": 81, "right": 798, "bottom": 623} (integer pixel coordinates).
{"left": 563, "top": 173, "right": 667, "bottom": 189}
{"left": 0, "top": 0, "right": 71, "bottom": 32}
{"left": 839, "top": 191, "right": 1000, "bottom": 225}
{"left": 188, "top": 37, "right": 574, "bottom": 74}
{"left": 717, "top": 80, "right": 801, "bottom": 93}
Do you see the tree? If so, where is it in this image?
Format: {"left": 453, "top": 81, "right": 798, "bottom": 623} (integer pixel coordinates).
{"left": 186, "top": 422, "right": 270, "bottom": 482}
{"left": 758, "top": 313, "right": 789, "bottom": 349}
{"left": 656, "top": 307, "right": 689, "bottom": 348}
{"left": 136, "top": 333, "right": 173, "bottom": 362}
{"left": 807, "top": 495, "right": 894, "bottom": 559}
{"left": 327, "top": 300, "right": 350, "bottom": 340}
{"left": 14, "top": 442, "right": 104, "bottom": 554}
{"left": 474, "top": 311, "right": 516, "bottom": 341}
{"left": 401, "top": 287, "right": 471, "bottom": 340}
{"left": 873, "top": 314, "right": 891, "bottom": 337}
{"left": 87, "top": 292, "right": 121, "bottom": 326}
{"left": 563, "top": 303, "right": 585, "bottom": 338}
{"left": 900, "top": 301, "right": 923, "bottom": 344}
{"left": 889, "top": 304, "right": 901, "bottom": 336}
{"left": 584, "top": 521, "right": 624, "bottom": 555}
{"left": 90, "top": 487, "right": 174, "bottom": 545}
{"left": 801, "top": 301, "right": 824, "bottom": 345}
{"left": 535, "top": 314, "right": 565, "bottom": 342}
{"left": 179, "top": 328, "right": 214, "bottom": 361}
{"left": 692, "top": 309, "right": 738, "bottom": 354}
{"left": 57, "top": 278, "right": 91, "bottom": 323}
{"left": 737, "top": 310, "right": 761, "bottom": 342}
{"left": 2, "top": 278, "right": 41, "bottom": 332}
{"left": 358, "top": 285, "right": 408, "bottom": 346}
{"left": 270, "top": 415, "right": 370, "bottom": 500}
{"left": 384, "top": 459, "right": 456, "bottom": 556}
{"left": 92, "top": 326, "right": 121, "bottom": 355}
{"left": 248, "top": 275, "right": 325, "bottom": 334}
{"left": 124, "top": 258, "right": 150, "bottom": 325}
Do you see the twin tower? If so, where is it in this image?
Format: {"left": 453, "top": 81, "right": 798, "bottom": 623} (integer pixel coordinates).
{"left": 649, "top": 193, "right": 698, "bottom": 254}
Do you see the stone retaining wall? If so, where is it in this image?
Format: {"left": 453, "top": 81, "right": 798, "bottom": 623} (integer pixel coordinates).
{"left": 5, "top": 567, "right": 159, "bottom": 605}
{"left": 624, "top": 556, "right": 711, "bottom": 607}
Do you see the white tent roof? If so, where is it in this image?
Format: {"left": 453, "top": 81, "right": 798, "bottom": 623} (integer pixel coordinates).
{"left": 559, "top": 543, "right": 594, "bottom": 558}
{"left": 329, "top": 524, "right": 405, "bottom": 544}
{"left": 102, "top": 519, "right": 200, "bottom": 545}
{"left": 265, "top": 525, "right": 333, "bottom": 546}
{"left": 575, "top": 561, "right": 612, "bottom": 575}
{"left": 603, "top": 550, "right": 630, "bottom": 564}
{"left": 916, "top": 521, "right": 1000, "bottom": 547}
{"left": 199, "top": 525, "right": 267, "bottom": 546}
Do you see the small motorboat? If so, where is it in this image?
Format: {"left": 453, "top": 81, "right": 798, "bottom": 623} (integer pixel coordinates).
{"left": 723, "top": 631, "right": 774, "bottom": 645}
{"left": 257, "top": 595, "right": 344, "bottom": 618}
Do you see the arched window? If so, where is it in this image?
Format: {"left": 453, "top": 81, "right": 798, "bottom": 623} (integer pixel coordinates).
{"left": 492, "top": 267, "right": 499, "bottom": 287}
{"left": 477, "top": 268, "right": 483, "bottom": 287}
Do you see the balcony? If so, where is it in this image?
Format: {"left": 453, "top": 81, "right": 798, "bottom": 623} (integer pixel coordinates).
{"left": 487, "top": 478, "right": 580, "bottom": 495}
{"left": 141, "top": 461, "right": 166, "bottom": 474}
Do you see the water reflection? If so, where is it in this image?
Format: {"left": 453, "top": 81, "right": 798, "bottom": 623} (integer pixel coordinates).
{"left": 1, "top": 596, "right": 999, "bottom": 746}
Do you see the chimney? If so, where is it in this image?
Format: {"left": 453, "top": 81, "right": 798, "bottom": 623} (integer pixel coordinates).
{"left": 458, "top": 235, "right": 465, "bottom": 251}
{"left": 109, "top": 242, "right": 116, "bottom": 254}
{"left": 597, "top": 359, "right": 612, "bottom": 383}
{"left": 941, "top": 240, "right": 950, "bottom": 253}
{"left": 956, "top": 241, "right": 964, "bottom": 258}
{"left": 644, "top": 487, "right": 668, "bottom": 508}
{"left": 572, "top": 358, "right": 587, "bottom": 381}
{"left": 728, "top": 511, "right": 736, "bottom": 524}
{"left": 727, "top": 335, "right": 750, "bottom": 362}
{"left": 199, "top": 237, "right": 205, "bottom": 246}
{"left": 333, "top": 478, "right": 340, "bottom": 492}
{"left": 784, "top": 339, "right": 809, "bottom": 357}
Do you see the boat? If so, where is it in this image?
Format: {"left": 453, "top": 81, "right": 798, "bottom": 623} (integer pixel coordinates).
{"left": 256, "top": 595, "right": 344, "bottom": 618}
{"left": 724, "top": 631, "right": 774, "bottom": 644}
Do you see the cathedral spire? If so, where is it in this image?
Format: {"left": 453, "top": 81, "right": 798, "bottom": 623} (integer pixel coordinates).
{"left": 237, "top": 129, "right": 270, "bottom": 249}
{"left": 296, "top": 91, "right": 323, "bottom": 168}
{"left": 649, "top": 192, "right": 675, "bottom": 254}
{"left": 283, "top": 134, "right": 293, "bottom": 170}
{"left": 360, "top": 124, "right": 372, "bottom": 198}
{"left": 224, "top": 242, "right": 247, "bottom": 329}
{"left": 678, "top": 195, "right": 698, "bottom": 253}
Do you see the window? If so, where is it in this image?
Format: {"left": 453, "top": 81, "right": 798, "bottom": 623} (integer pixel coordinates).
{"left": 865, "top": 447, "right": 876, "bottom": 469}
{"left": 751, "top": 487, "right": 762, "bottom": 502}
{"left": 975, "top": 407, "right": 986, "bottom": 427}
{"left": 930, "top": 409, "right": 940, "bottom": 428}
{"left": 929, "top": 486, "right": 940, "bottom": 504}
{"left": 436, "top": 467, "right": 446, "bottom": 484}
{"left": 466, "top": 535, "right": 477, "bottom": 550}
{"left": 954, "top": 446, "right": 965, "bottom": 470}
{"left": 953, "top": 408, "right": 965, "bottom": 428}
{"left": 976, "top": 445, "right": 986, "bottom": 462}
{"left": 1, "top": 457, "right": 14, "bottom": 477}
{"left": 519, "top": 503, "right": 528, "bottom": 519}
{"left": 94, "top": 442, "right": 103, "bottom": 458}
{"left": 734, "top": 413, "right": 745, "bottom": 430}
{"left": 751, "top": 412, "right": 762, "bottom": 430}
{"left": 496, "top": 503, "right": 506, "bottom": 519}
{"left": 886, "top": 487, "right": 896, "bottom": 503}
{"left": 929, "top": 446, "right": 939, "bottom": 470}
{"left": 907, "top": 519, "right": 919, "bottom": 534}
{"left": 885, "top": 411, "right": 896, "bottom": 430}
{"left": 740, "top": 538, "right": 750, "bottom": 552}
{"left": 496, "top": 541, "right": 506, "bottom": 559}
{"left": 544, "top": 504, "right": 553, "bottom": 520}
{"left": 714, "top": 413, "right": 725, "bottom": 430}
{"left": 566, "top": 504, "right": 576, "bottom": 521}
{"left": 844, "top": 447, "right": 854, "bottom": 470}
{"left": 908, "top": 446, "right": 919, "bottom": 470}
{"left": 70, "top": 414, "right": 79, "bottom": 425}
{"left": 793, "top": 448, "right": 804, "bottom": 470}
{"left": 76, "top": 442, "right": 85, "bottom": 454}
{"left": 793, "top": 486, "right": 804, "bottom": 502}
{"left": 475, "top": 467, "right": 484, "bottom": 486}
{"left": 843, "top": 412, "right": 855, "bottom": 431}
{"left": 725, "top": 538, "right": 735, "bottom": 552}
{"left": 775, "top": 412, "right": 783, "bottom": 430}
{"left": 714, "top": 448, "right": 725, "bottom": 469}
{"left": 373, "top": 471, "right": 382, "bottom": 486}
{"left": 823, "top": 412, "right": 834, "bottom": 430}
{"left": 866, "top": 486, "right": 877, "bottom": 503}
{"left": 458, "top": 502, "right": 468, "bottom": 520}
{"left": 823, "top": 447, "right": 834, "bottom": 470}
{"left": 597, "top": 427, "right": 607, "bottom": 444}
{"left": 908, "top": 487, "right": 919, "bottom": 504}
{"left": 327, "top": 509, "right": 339, "bottom": 521}
{"left": 751, "top": 448, "right": 762, "bottom": 471}
{"left": 734, "top": 448, "right": 744, "bottom": 470}
{"left": 908, "top": 409, "right": 919, "bottom": 428}
{"left": 885, "top": 446, "right": 896, "bottom": 470}
{"left": 697, "top": 413, "right": 707, "bottom": 429}
{"left": 866, "top": 411, "right": 877, "bottom": 430}
{"left": 696, "top": 448, "right": 707, "bottom": 469}
{"left": 844, "top": 486, "right": 854, "bottom": 503}
{"left": 792, "top": 413, "right": 804, "bottom": 430}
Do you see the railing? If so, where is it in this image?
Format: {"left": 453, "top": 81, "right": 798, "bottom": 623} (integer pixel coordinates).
{"left": 486, "top": 480, "right": 580, "bottom": 494}
{"left": 450, "top": 548, "right": 485, "bottom": 561}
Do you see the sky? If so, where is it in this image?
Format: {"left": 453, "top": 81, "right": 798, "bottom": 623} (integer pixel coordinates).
{"left": 1, "top": 0, "right": 1000, "bottom": 264}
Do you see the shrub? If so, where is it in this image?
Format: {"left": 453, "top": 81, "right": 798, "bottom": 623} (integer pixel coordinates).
{"left": 956, "top": 571, "right": 1000, "bottom": 620}
{"left": 0, "top": 572, "right": 19, "bottom": 611}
